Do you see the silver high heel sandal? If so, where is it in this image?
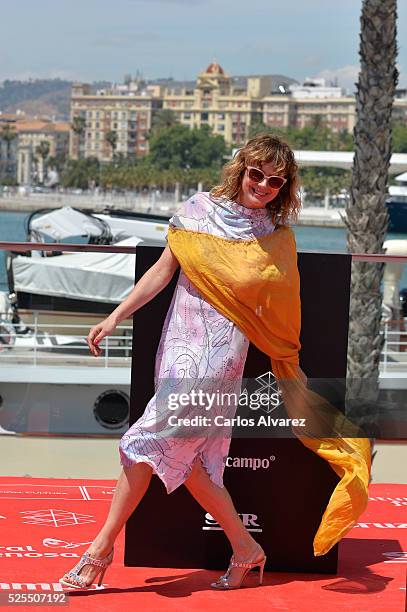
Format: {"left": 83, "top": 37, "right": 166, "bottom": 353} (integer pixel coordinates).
{"left": 210, "top": 552, "right": 267, "bottom": 590}
{"left": 59, "top": 548, "right": 114, "bottom": 589}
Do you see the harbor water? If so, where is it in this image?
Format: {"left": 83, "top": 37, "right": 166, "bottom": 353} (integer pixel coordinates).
{"left": 1, "top": 209, "right": 407, "bottom": 292}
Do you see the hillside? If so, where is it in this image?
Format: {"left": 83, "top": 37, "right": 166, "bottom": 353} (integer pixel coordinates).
{"left": 0, "top": 79, "right": 111, "bottom": 119}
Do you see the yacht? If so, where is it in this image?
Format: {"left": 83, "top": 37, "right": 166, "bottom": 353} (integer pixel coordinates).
{"left": 0, "top": 206, "right": 169, "bottom": 437}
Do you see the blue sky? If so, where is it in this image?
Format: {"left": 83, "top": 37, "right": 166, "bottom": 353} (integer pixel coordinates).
{"left": 0, "top": 0, "right": 406, "bottom": 90}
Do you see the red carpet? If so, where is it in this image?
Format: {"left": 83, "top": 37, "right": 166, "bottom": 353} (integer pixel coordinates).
{"left": 0, "top": 477, "right": 405, "bottom": 611}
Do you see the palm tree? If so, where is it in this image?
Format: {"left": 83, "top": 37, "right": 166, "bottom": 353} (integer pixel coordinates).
{"left": 71, "top": 115, "right": 86, "bottom": 159}
{"left": 105, "top": 130, "right": 118, "bottom": 159}
{"left": 344, "top": 0, "right": 398, "bottom": 413}
{"left": 0, "top": 124, "right": 17, "bottom": 181}
{"left": 35, "top": 140, "right": 51, "bottom": 184}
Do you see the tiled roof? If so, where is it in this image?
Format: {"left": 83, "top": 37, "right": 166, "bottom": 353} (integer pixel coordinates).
{"left": 15, "top": 121, "right": 70, "bottom": 133}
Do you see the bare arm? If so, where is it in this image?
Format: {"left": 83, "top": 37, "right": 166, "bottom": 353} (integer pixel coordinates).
{"left": 87, "top": 244, "right": 179, "bottom": 355}
{"left": 109, "top": 243, "right": 179, "bottom": 325}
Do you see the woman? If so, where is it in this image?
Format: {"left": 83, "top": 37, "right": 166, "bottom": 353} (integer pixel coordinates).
{"left": 59, "top": 133, "right": 370, "bottom": 591}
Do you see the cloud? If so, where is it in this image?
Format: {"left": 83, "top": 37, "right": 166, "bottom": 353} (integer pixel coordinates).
{"left": 316, "top": 63, "right": 407, "bottom": 92}
{"left": 315, "top": 65, "right": 360, "bottom": 92}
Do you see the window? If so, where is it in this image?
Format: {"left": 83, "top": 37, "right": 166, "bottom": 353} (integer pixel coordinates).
{"left": 201, "top": 113, "right": 209, "bottom": 121}
{"left": 183, "top": 113, "right": 191, "bottom": 120}
{"left": 217, "top": 113, "right": 225, "bottom": 120}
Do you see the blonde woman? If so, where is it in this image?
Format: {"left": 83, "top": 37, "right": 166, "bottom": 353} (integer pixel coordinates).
{"left": 59, "top": 133, "right": 370, "bottom": 591}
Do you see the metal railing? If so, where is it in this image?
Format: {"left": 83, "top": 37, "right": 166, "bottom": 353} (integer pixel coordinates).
{"left": 0, "top": 316, "right": 133, "bottom": 368}
{"left": 1, "top": 241, "right": 407, "bottom": 374}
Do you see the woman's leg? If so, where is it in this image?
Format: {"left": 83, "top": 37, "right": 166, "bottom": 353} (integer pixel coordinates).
{"left": 184, "top": 457, "right": 265, "bottom": 567}
{"left": 61, "top": 462, "right": 153, "bottom": 584}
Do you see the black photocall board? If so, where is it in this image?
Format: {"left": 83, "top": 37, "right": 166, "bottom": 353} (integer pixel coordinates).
{"left": 124, "top": 245, "right": 353, "bottom": 573}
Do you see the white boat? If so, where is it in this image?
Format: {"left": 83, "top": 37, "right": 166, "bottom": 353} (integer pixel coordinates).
{"left": 0, "top": 206, "right": 170, "bottom": 437}
{"left": 1, "top": 206, "right": 406, "bottom": 439}
{"left": 5, "top": 206, "right": 169, "bottom": 315}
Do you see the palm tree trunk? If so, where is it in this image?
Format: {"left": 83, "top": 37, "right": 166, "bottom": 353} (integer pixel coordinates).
{"left": 344, "top": 0, "right": 398, "bottom": 413}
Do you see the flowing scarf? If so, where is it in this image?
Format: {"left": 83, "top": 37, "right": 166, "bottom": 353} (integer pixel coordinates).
{"left": 167, "top": 223, "right": 371, "bottom": 557}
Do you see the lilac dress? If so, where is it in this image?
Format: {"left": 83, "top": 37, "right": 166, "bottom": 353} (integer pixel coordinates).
{"left": 119, "top": 192, "right": 276, "bottom": 493}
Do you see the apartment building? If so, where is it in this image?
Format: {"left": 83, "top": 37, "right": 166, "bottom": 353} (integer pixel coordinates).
{"left": 162, "top": 63, "right": 276, "bottom": 146}
{"left": 69, "top": 82, "right": 153, "bottom": 161}
{"left": 16, "top": 119, "right": 70, "bottom": 184}
{"left": 69, "top": 63, "right": 407, "bottom": 159}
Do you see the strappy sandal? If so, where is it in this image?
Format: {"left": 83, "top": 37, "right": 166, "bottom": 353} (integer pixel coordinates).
{"left": 59, "top": 548, "right": 114, "bottom": 589}
{"left": 210, "top": 550, "right": 267, "bottom": 590}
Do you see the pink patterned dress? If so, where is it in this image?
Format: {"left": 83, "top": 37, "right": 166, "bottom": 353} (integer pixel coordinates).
{"left": 119, "top": 192, "right": 276, "bottom": 493}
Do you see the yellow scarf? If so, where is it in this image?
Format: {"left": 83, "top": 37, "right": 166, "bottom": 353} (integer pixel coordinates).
{"left": 168, "top": 224, "right": 371, "bottom": 557}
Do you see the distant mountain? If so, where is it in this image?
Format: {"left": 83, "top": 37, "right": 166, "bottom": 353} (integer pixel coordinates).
{"left": 0, "top": 75, "right": 301, "bottom": 121}
{"left": 0, "top": 79, "right": 112, "bottom": 120}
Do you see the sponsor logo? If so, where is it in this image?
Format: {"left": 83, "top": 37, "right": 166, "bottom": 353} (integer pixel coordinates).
{"left": 20, "top": 510, "right": 95, "bottom": 527}
{"left": 43, "top": 538, "right": 91, "bottom": 549}
{"left": 203, "top": 512, "right": 262, "bottom": 533}
{"left": 0, "top": 545, "right": 80, "bottom": 559}
{"left": 225, "top": 456, "right": 276, "bottom": 470}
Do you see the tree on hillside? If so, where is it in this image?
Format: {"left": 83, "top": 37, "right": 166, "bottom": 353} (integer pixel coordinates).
{"left": 344, "top": 0, "right": 398, "bottom": 414}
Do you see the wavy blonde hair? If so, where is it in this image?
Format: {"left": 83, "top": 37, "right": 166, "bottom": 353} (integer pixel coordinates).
{"left": 210, "top": 132, "right": 301, "bottom": 226}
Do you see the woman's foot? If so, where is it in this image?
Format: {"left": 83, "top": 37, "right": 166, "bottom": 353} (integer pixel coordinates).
{"left": 216, "top": 542, "right": 266, "bottom": 588}
{"left": 60, "top": 537, "right": 113, "bottom": 587}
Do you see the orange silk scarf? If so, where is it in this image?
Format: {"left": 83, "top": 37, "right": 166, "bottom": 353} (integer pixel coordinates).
{"left": 167, "top": 224, "right": 371, "bottom": 557}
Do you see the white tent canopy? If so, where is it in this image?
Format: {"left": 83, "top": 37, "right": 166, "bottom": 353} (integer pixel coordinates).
{"left": 30, "top": 207, "right": 106, "bottom": 241}
{"left": 12, "top": 236, "right": 142, "bottom": 303}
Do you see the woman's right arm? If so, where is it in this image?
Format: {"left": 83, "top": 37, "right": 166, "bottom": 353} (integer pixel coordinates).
{"left": 87, "top": 244, "right": 179, "bottom": 356}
